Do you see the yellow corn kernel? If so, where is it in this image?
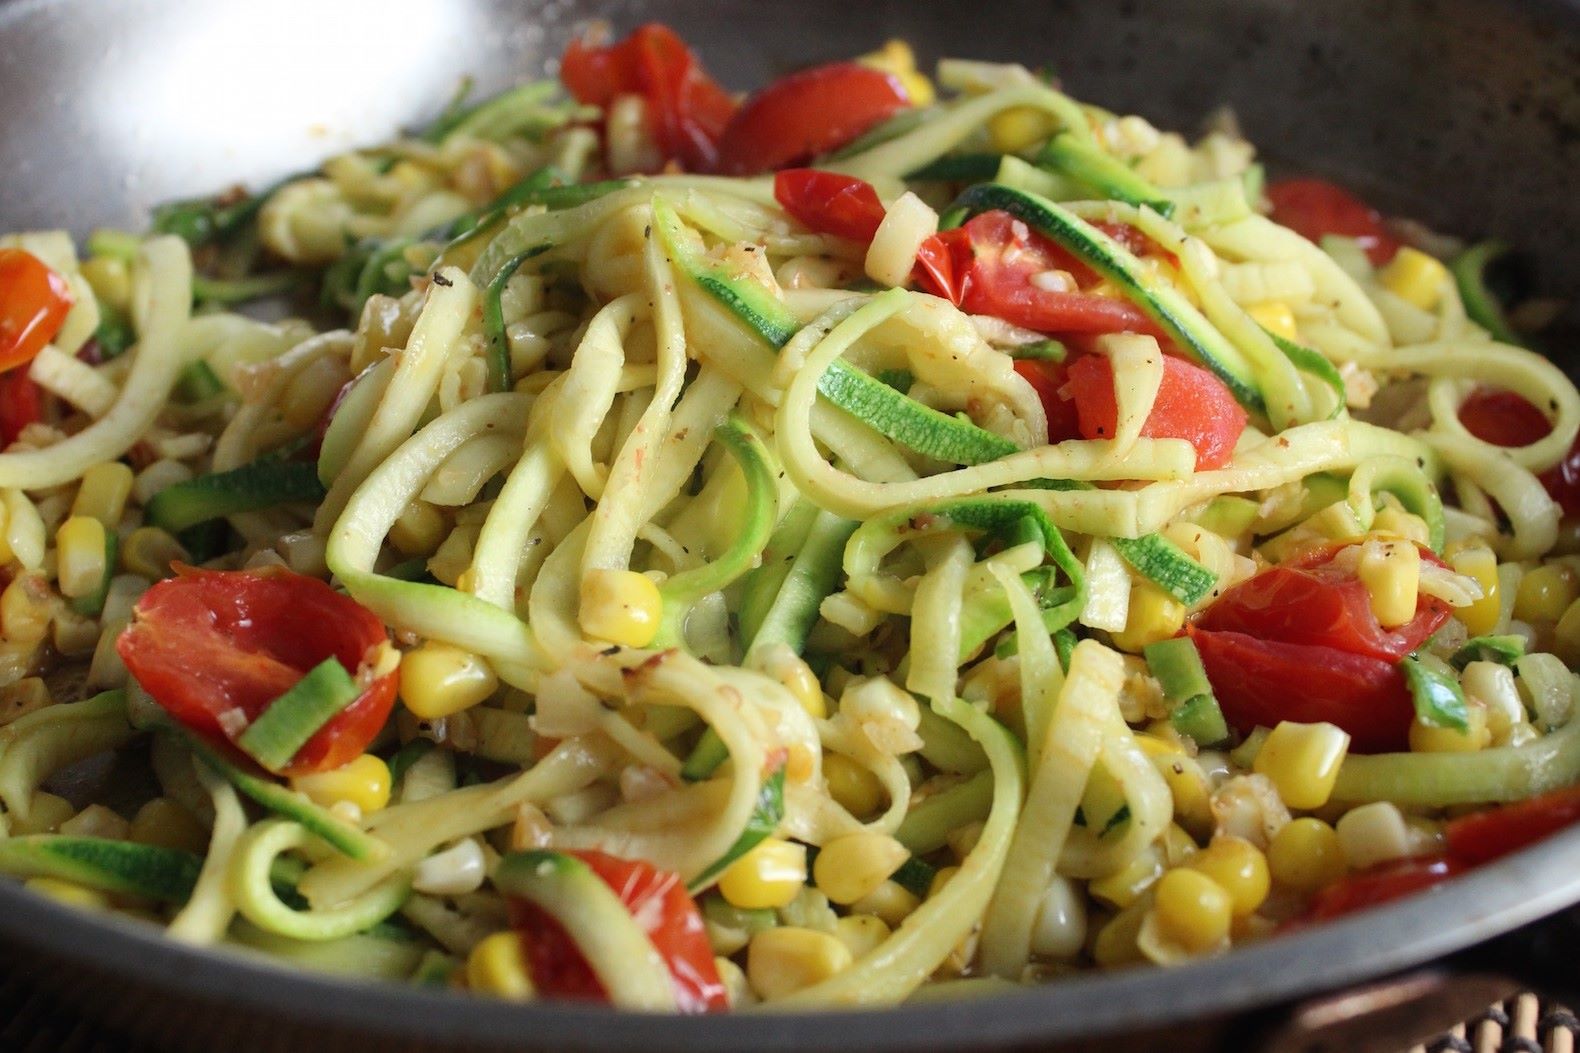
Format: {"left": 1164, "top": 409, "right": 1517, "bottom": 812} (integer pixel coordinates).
{"left": 850, "top": 879, "right": 920, "bottom": 927}
{"left": 754, "top": 644, "right": 826, "bottom": 719}
{"left": 55, "top": 516, "right": 108, "bottom": 599}
{"left": 812, "top": 832, "right": 909, "bottom": 905}
{"left": 13, "top": 791, "right": 74, "bottom": 835}
{"left": 1151, "top": 868, "right": 1233, "bottom": 955}
{"left": 856, "top": 39, "right": 935, "bottom": 106}
{"left": 833, "top": 913, "right": 890, "bottom": 958}
{"left": 71, "top": 462, "right": 135, "bottom": 527}
{"left": 1356, "top": 539, "right": 1420, "bottom": 628}
{"left": 0, "top": 677, "right": 48, "bottom": 726}
{"left": 1555, "top": 597, "right": 1580, "bottom": 665}
{"left": 1089, "top": 846, "right": 1164, "bottom": 909}
{"left": 1253, "top": 721, "right": 1350, "bottom": 810}
{"left": 1, "top": 572, "right": 53, "bottom": 644}
{"left": 291, "top": 754, "right": 392, "bottom": 815}
{"left": 389, "top": 500, "right": 448, "bottom": 557}
{"left": 1371, "top": 506, "right": 1431, "bottom": 547}
{"left": 1187, "top": 836, "right": 1270, "bottom": 917}
{"left": 60, "top": 803, "right": 130, "bottom": 841}
{"left": 1246, "top": 301, "right": 1299, "bottom": 342}
{"left": 747, "top": 927, "right": 853, "bottom": 1000}
{"left": 928, "top": 865, "right": 960, "bottom": 900}
{"left": 1380, "top": 247, "right": 1449, "bottom": 310}
{"left": 1154, "top": 751, "right": 1215, "bottom": 839}
{"left": 1092, "top": 901, "right": 1149, "bottom": 967}
{"left": 718, "top": 837, "right": 806, "bottom": 910}
{"left": 25, "top": 876, "right": 111, "bottom": 911}
{"left": 1335, "top": 801, "right": 1413, "bottom": 870}
{"left": 129, "top": 797, "right": 210, "bottom": 855}
{"left": 1514, "top": 562, "right": 1580, "bottom": 624}
{"left": 988, "top": 107, "right": 1058, "bottom": 154}
{"left": 466, "top": 931, "right": 535, "bottom": 1001}
{"left": 1161, "top": 823, "right": 1201, "bottom": 868}
{"left": 1110, "top": 582, "right": 1186, "bottom": 654}
{"left": 578, "top": 568, "right": 662, "bottom": 647}
{"left": 80, "top": 255, "right": 132, "bottom": 312}
{"left": 1408, "top": 700, "right": 1491, "bottom": 753}
{"left": 1450, "top": 546, "right": 1501, "bottom": 636}
{"left": 121, "top": 526, "right": 186, "bottom": 580}
{"left": 400, "top": 642, "right": 497, "bottom": 720}
{"left": 1267, "top": 817, "right": 1347, "bottom": 893}
{"left": 823, "top": 753, "right": 884, "bottom": 818}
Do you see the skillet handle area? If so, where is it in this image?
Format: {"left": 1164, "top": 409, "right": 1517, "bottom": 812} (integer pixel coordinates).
{"left": 1446, "top": 904, "right": 1580, "bottom": 1006}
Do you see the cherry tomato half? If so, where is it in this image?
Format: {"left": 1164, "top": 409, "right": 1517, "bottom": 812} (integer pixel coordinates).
{"left": 117, "top": 566, "right": 397, "bottom": 775}
{"left": 715, "top": 62, "right": 911, "bottom": 175}
{"left": 773, "top": 169, "right": 887, "bottom": 243}
{"left": 509, "top": 850, "right": 727, "bottom": 1012}
{"left": 0, "top": 248, "right": 74, "bottom": 374}
{"left": 1266, "top": 178, "right": 1401, "bottom": 267}
{"left": 0, "top": 369, "right": 44, "bottom": 447}
{"left": 1063, "top": 352, "right": 1247, "bottom": 469}
{"left": 1458, "top": 386, "right": 1580, "bottom": 516}
{"left": 1301, "top": 856, "right": 1462, "bottom": 922}
{"left": 1444, "top": 785, "right": 1580, "bottom": 866}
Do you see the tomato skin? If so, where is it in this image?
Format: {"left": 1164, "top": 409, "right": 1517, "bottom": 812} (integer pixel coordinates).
{"left": 1196, "top": 546, "right": 1451, "bottom": 662}
{"left": 1013, "top": 359, "right": 1082, "bottom": 443}
{"left": 1302, "top": 856, "right": 1462, "bottom": 922}
{"left": 1444, "top": 786, "right": 1580, "bottom": 865}
{"left": 0, "top": 369, "right": 44, "bottom": 446}
{"left": 0, "top": 249, "right": 74, "bottom": 374}
{"left": 1063, "top": 352, "right": 1247, "bottom": 469}
{"left": 1457, "top": 386, "right": 1580, "bottom": 516}
{"left": 560, "top": 23, "right": 736, "bottom": 172}
{"left": 1265, "top": 178, "right": 1401, "bottom": 267}
{"left": 773, "top": 169, "right": 887, "bottom": 242}
{"left": 715, "top": 63, "right": 910, "bottom": 175}
{"left": 116, "top": 566, "right": 397, "bottom": 775}
{"left": 1188, "top": 627, "right": 1415, "bottom": 753}
{"left": 509, "top": 850, "right": 728, "bottom": 1013}
{"left": 914, "top": 211, "right": 1159, "bottom": 336}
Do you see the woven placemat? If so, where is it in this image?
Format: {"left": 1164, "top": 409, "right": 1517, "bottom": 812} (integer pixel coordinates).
{"left": 0, "top": 961, "right": 1571, "bottom": 1052}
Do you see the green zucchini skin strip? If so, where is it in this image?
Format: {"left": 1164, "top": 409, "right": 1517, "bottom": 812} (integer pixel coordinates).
{"left": 1400, "top": 652, "right": 1471, "bottom": 731}
{"left": 0, "top": 835, "right": 201, "bottom": 901}
{"left": 482, "top": 249, "right": 546, "bottom": 393}
{"left": 494, "top": 850, "right": 679, "bottom": 1011}
{"left": 1450, "top": 635, "right": 1527, "bottom": 670}
{"left": 231, "top": 820, "right": 409, "bottom": 941}
{"left": 145, "top": 458, "right": 326, "bottom": 534}
{"left": 949, "top": 182, "right": 1266, "bottom": 415}
{"left": 1109, "top": 533, "right": 1217, "bottom": 606}
{"left": 895, "top": 769, "right": 994, "bottom": 856}
{"left": 1266, "top": 329, "right": 1346, "bottom": 414}
{"left": 68, "top": 527, "right": 120, "bottom": 618}
{"left": 1036, "top": 134, "right": 1175, "bottom": 218}
{"left": 688, "top": 767, "right": 786, "bottom": 891}
{"left": 235, "top": 657, "right": 361, "bottom": 773}
{"left": 1144, "top": 637, "right": 1230, "bottom": 746}
{"left": 1450, "top": 241, "right": 1524, "bottom": 346}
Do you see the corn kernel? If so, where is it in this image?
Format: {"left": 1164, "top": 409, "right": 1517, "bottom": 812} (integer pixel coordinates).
{"left": 579, "top": 568, "right": 662, "bottom": 647}
{"left": 1253, "top": 721, "right": 1350, "bottom": 810}
{"left": 121, "top": 526, "right": 186, "bottom": 580}
{"left": 747, "top": 927, "right": 853, "bottom": 1000}
{"left": 1336, "top": 802, "right": 1413, "bottom": 870}
{"left": 988, "top": 107, "right": 1058, "bottom": 154}
{"left": 1161, "top": 823, "right": 1201, "bottom": 867}
{"left": 389, "top": 500, "right": 448, "bottom": 557}
{"left": 0, "top": 677, "right": 48, "bottom": 726}
{"left": 25, "top": 876, "right": 111, "bottom": 911}
{"left": 1089, "top": 845, "right": 1164, "bottom": 908}
{"left": 718, "top": 837, "right": 806, "bottom": 910}
{"left": 1148, "top": 748, "right": 1216, "bottom": 838}
{"left": 1371, "top": 506, "right": 1431, "bottom": 547}
{"left": 927, "top": 865, "right": 960, "bottom": 900}
{"left": 1451, "top": 546, "right": 1501, "bottom": 636}
{"left": 1514, "top": 562, "right": 1580, "bottom": 624}
{"left": 56, "top": 516, "right": 108, "bottom": 599}
{"left": 1030, "top": 874, "right": 1088, "bottom": 960}
{"left": 1554, "top": 597, "right": 1580, "bottom": 665}
{"left": 400, "top": 642, "right": 497, "bottom": 719}
{"left": 856, "top": 40, "right": 935, "bottom": 107}
{"left": 850, "top": 879, "right": 920, "bottom": 927}
{"left": 1408, "top": 699, "right": 1491, "bottom": 753}
{"left": 69, "top": 462, "right": 134, "bottom": 528}
{"left": 1246, "top": 301, "right": 1299, "bottom": 342}
{"left": 1, "top": 572, "right": 53, "bottom": 644}
{"left": 466, "top": 931, "right": 535, "bottom": 1001}
{"left": 813, "top": 832, "right": 909, "bottom": 905}
{"left": 60, "top": 803, "right": 129, "bottom": 841}
{"left": 1357, "top": 540, "right": 1420, "bottom": 628}
{"left": 752, "top": 643, "right": 826, "bottom": 719}
{"left": 130, "top": 797, "right": 210, "bottom": 855}
{"left": 1380, "top": 247, "right": 1450, "bottom": 310}
{"left": 1110, "top": 582, "right": 1186, "bottom": 654}
{"left": 291, "top": 754, "right": 392, "bottom": 815}
{"left": 81, "top": 255, "right": 132, "bottom": 312}
{"left": 1463, "top": 661, "right": 1526, "bottom": 742}
{"left": 13, "top": 791, "right": 73, "bottom": 834}
{"left": 1092, "top": 901, "right": 1148, "bottom": 967}
{"left": 1267, "top": 817, "right": 1347, "bottom": 893}
{"left": 833, "top": 913, "right": 890, "bottom": 958}
{"left": 1187, "top": 836, "right": 1270, "bottom": 917}
{"left": 1151, "top": 868, "right": 1233, "bottom": 955}
{"left": 823, "top": 753, "right": 883, "bottom": 818}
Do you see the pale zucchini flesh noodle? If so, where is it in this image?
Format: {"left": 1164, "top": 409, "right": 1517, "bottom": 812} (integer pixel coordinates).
{"left": 1, "top": 41, "right": 1578, "bottom": 1012}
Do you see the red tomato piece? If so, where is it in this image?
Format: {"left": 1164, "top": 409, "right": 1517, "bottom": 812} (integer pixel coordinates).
{"left": 715, "top": 62, "right": 911, "bottom": 175}
{"left": 1063, "top": 352, "right": 1247, "bottom": 469}
{"left": 1444, "top": 785, "right": 1580, "bottom": 865}
{"left": 1195, "top": 545, "right": 1451, "bottom": 662}
{"left": 510, "top": 850, "right": 727, "bottom": 1013}
{"left": 0, "top": 249, "right": 74, "bottom": 374}
{"left": 116, "top": 566, "right": 397, "bottom": 775}
{"left": 1301, "top": 856, "right": 1462, "bottom": 922}
{"left": 1013, "top": 359, "right": 1082, "bottom": 443}
{"left": 560, "top": 23, "right": 736, "bottom": 172}
{"left": 0, "top": 369, "right": 44, "bottom": 446}
{"left": 1458, "top": 386, "right": 1580, "bottom": 516}
{"left": 914, "top": 211, "right": 1159, "bottom": 336}
{"left": 1188, "top": 627, "right": 1416, "bottom": 753}
{"left": 773, "top": 169, "right": 887, "bottom": 242}
{"left": 1266, "top": 178, "right": 1401, "bottom": 267}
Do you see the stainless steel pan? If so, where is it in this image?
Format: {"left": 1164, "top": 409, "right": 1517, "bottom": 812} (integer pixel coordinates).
{"left": 2, "top": 1, "right": 1579, "bottom": 1049}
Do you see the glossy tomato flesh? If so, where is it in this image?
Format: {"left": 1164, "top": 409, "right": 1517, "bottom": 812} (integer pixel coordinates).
{"left": 1013, "top": 358, "right": 1082, "bottom": 443}
{"left": 1445, "top": 785, "right": 1580, "bottom": 865}
{"left": 117, "top": 566, "right": 397, "bottom": 775}
{"left": 716, "top": 62, "right": 911, "bottom": 174}
{"left": 773, "top": 169, "right": 887, "bottom": 242}
{"left": 560, "top": 23, "right": 736, "bottom": 172}
{"left": 1457, "top": 386, "right": 1580, "bottom": 516}
{"left": 1265, "top": 178, "right": 1400, "bottom": 267}
{"left": 510, "top": 850, "right": 727, "bottom": 1012}
{"left": 1063, "top": 352, "right": 1247, "bottom": 469}
{"left": 0, "top": 248, "right": 74, "bottom": 374}
{"left": 1301, "top": 856, "right": 1462, "bottom": 922}
{"left": 0, "top": 369, "right": 44, "bottom": 446}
